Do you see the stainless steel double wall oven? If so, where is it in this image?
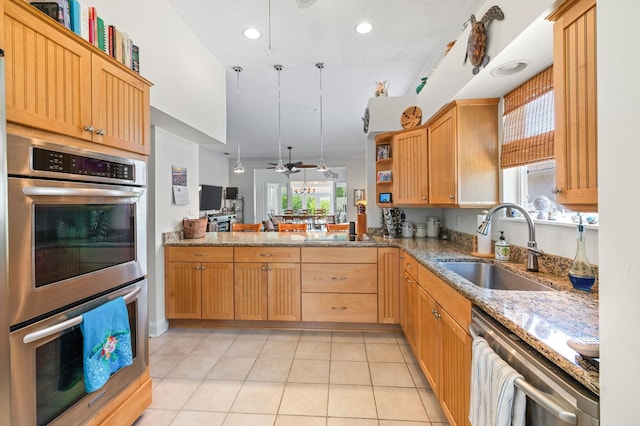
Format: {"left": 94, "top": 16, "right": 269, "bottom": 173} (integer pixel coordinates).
{"left": 6, "top": 134, "right": 149, "bottom": 425}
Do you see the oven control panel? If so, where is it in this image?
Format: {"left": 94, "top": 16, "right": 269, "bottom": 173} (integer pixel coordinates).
{"left": 32, "top": 147, "right": 134, "bottom": 181}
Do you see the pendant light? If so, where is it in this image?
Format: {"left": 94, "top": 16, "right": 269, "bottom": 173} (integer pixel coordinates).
{"left": 274, "top": 65, "right": 286, "bottom": 172}
{"left": 232, "top": 66, "right": 245, "bottom": 174}
{"left": 315, "top": 62, "right": 328, "bottom": 171}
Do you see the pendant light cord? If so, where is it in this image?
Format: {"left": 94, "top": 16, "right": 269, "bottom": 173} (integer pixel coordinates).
{"left": 275, "top": 65, "right": 284, "bottom": 164}
{"left": 235, "top": 67, "right": 241, "bottom": 160}
{"left": 319, "top": 64, "right": 323, "bottom": 160}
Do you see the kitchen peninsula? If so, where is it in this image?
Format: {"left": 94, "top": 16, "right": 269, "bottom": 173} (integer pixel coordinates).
{"left": 164, "top": 231, "right": 599, "bottom": 406}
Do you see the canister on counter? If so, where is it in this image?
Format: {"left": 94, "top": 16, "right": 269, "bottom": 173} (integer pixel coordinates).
{"left": 426, "top": 216, "right": 440, "bottom": 238}
{"left": 414, "top": 223, "right": 427, "bottom": 238}
{"left": 401, "top": 221, "right": 414, "bottom": 238}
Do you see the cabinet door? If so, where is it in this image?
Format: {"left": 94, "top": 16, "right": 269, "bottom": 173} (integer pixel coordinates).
{"left": 201, "top": 262, "right": 234, "bottom": 320}
{"left": 91, "top": 56, "right": 151, "bottom": 155}
{"left": 552, "top": 0, "right": 598, "bottom": 210}
{"left": 268, "top": 263, "right": 301, "bottom": 321}
{"left": 234, "top": 263, "right": 268, "bottom": 320}
{"left": 392, "top": 128, "right": 428, "bottom": 204}
{"left": 440, "top": 310, "right": 472, "bottom": 426}
{"left": 4, "top": 0, "right": 92, "bottom": 139}
{"left": 165, "top": 262, "right": 202, "bottom": 319}
{"left": 403, "top": 270, "right": 419, "bottom": 353}
{"left": 428, "top": 107, "right": 457, "bottom": 205}
{"left": 417, "top": 286, "right": 441, "bottom": 397}
{"left": 378, "top": 247, "right": 400, "bottom": 324}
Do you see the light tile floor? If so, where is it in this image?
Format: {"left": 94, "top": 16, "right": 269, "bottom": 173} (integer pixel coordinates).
{"left": 135, "top": 328, "right": 450, "bottom": 426}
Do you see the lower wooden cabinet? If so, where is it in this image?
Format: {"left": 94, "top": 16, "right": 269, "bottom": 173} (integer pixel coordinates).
{"left": 164, "top": 247, "right": 234, "bottom": 320}
{"left": 378, "top": 247, "right": 400, "bottom": 324}
{"left": 417, "top": 263, "right": 472, "bottom": 426}
{"left": 234, "top": 247, "right": 302, "bottom": 321}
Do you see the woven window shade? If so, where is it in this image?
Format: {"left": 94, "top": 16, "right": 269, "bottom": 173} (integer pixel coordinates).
{"left": 500, "top": 66, "right": 555, "bottom": 168}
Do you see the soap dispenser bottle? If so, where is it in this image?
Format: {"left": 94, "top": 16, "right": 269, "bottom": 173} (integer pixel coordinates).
{"left": 569, "top": 217, "right": 596, "bottom": 291}
{"left": 495, "top": 231, "right": 510, "bottom": 261}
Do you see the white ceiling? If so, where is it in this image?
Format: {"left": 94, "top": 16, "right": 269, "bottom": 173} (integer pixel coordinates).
{"left": 167, "top": 0, "right": 485, "bottom": 166}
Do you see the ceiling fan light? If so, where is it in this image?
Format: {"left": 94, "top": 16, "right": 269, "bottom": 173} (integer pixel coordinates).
{"left": 274, "top": 159, "right": 286, "bottom": 173}
{"left": 316, "top": 159, "right": 328, "bottom": 172}
{"left": 233, "top": 160, "right": 245, "bottom": 174}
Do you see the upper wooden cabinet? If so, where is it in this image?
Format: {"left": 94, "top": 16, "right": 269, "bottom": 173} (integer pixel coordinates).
{"left": 374, "top": 99, "right": 498, "bottom": 208}
{"left": 393, "top": 128, "right": 429, "bottom": 204}
{"left": 549, "top": 0, "right": 598, "bottom": 211}
{"left": 426, "top": 99, "right": 499, "bottom": 208}
{"left": 3, "top": 0, "right": 151, "bottom": 155}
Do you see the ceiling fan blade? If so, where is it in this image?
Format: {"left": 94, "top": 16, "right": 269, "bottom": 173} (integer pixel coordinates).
{"left": 296, "top": 164, "right": 317, "bottom": 168}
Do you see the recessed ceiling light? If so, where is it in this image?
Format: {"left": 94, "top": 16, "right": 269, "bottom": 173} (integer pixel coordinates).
{"left": 490, "top": 60, "right": 530, "bottom": 77}
{"left": 243, "top": 28, "right": 261, "bottom": 40}
{"left": 355, "top": 22, "right": 373, "bottom": 34}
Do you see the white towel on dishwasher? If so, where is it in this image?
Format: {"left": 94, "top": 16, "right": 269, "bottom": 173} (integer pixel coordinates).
{"left": 469, "top": 336, "right": 526, "bottom": 426}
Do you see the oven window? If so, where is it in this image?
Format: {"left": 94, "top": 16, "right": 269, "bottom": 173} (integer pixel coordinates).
{"left": 36, "top": 300, "right": 137, "bottom": 425}
{"left": 34, "top": 204, "right": 136, "bottom": 287}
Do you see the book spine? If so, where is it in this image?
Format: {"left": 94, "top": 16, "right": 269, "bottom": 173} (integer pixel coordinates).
{"left": 97, "top": 16, "right": 107, "bottom": 52}
{"left": 88, "top": 7, "right": 96, "bottom": 46}
{"left": 80, "top": 2, "right": 89, "bottom": 42}
{"left": 108, "top": 25, "right": 116, "bottom": 57}
{"left": 131, "top": 44, "right": 139, "bottom": 73}
{"left": 69, "top": 0, "right": 81, "bottom": 35}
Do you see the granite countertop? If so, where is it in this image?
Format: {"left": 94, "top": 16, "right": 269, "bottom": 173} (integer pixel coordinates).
{"left": 163, "top": 231, "right": 599, "bottom": 395}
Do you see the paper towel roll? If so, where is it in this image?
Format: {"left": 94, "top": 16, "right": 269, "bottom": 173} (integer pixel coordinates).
{"left": 476, "top": 214, "right": 492, "bottom": 254}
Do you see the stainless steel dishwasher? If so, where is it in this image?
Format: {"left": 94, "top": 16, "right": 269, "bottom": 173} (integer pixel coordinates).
{"left": 470, "top": 307, "right": 599, "bottom": 425}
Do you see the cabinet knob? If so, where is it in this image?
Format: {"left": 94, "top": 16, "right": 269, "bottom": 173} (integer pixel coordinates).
{"left": 261, "top": 266, "right": 267, "bottom": 271}
{"left": 84, "top": 125, "right": 94, "bottom": 132}
{"left": 267, "top": 266, "right": 272, "bottom": 271}
{"left": 95, "top": 129, "right": 105, "bottom": 136}
{"left": 449, "top": 195, "right": 455, "bottom": 200}
{"left": 551, "top": 187, "right": 563, "bottom": 194}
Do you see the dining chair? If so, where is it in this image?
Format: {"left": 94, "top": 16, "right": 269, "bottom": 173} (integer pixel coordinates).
{"left": 232, "top": 223, "right": 262, "bottom": 232}
{"left": 325, "top": 223, "right": 350, "bottom": 233}
{"left": 278, "top": 223, "right": 307, "bottom": 233}
{"left": 313, "top": 208, "right": 327, "bottom": 230}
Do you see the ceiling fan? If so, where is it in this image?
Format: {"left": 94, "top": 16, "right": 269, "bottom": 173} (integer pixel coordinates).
{"left": 267, "top": 146, "right": 316, "bottom": 175}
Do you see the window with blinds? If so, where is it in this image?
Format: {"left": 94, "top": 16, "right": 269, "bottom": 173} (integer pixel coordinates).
{"left": 500, "top": 66, "right": 554, "bottom": 168}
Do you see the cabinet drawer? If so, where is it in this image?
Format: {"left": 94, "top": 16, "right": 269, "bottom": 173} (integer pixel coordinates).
{"left": 301, "top": 247, "right": 377, "bottom": 263}
{"left": 166, "top": 246, "right": 233, "bottom": 262}
{"left": 235, "top": 247, "right": 300, "bottom": 263}
{"left": 302, "top": 293, "right": 378, "bottom": 323}
{"left": 302, "top": 264, "right": 377, "bottom": 293}
{"left": 400, "top": 251, "right": 418, "bottom": 276}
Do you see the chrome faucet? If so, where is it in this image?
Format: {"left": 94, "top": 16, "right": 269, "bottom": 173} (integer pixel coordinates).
{"left": 477, "top": 202, "right": 544, "bottom": 272}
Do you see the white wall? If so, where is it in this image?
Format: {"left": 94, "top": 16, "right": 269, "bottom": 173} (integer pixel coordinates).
{"left": 199, "top": 146, "right": 230, "bottom": 188}
{"left": 599, "top": 0, "right": 640, "bottom": 422}
{"left": 147, "top": 126, "right": 201, "bottom": 336}
{"left": 88, "top": 0, "right": 227, "bottom": 142}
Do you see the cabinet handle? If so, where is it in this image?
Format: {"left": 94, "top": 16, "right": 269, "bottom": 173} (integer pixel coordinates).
{"left": 331, "top": 306, "right": 347, "bottom": 310}
{"left": 192, "top": 253, "right": 208, "bottom": 257}
{"left": 405, "top": 263, "right": 413, "bottom": 269}
{"left": 195, "top": 266, "right": 204, "bottom": 271}
{"left": 331, "top": 276, "right": 348, "bottom": 281}
{"left": 406, "top": 279, "right": 414, "bottom": 283}
{"left": 83, "top": 125, "right": 94, "bottom": 132}
{"left": 551, "top": 187, "right": 563, "bottom": 194}
{"left": 259, "top": 253, "right": 274, "bottom": 257}
{"left": 95, "top": 129, "right": 105, "bottom": 136}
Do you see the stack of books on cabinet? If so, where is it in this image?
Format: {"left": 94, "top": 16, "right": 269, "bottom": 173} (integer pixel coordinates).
{"left": 28, "top": 0, "right": 140, "bottom": 73}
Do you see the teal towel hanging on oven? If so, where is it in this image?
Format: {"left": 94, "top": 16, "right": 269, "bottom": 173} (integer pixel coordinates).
{"left": 80, "top": 297, "right": 133, "bottom": 393}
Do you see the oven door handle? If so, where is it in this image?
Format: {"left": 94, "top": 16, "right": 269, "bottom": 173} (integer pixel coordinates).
{"left": 22, "top": 186, "right": 144, "bottom": 198}
{"left": 22, "top": 287, "right": 141, "bottom": 344}
{"left": 469, "top": 322, "right": 578, "bottom": 425}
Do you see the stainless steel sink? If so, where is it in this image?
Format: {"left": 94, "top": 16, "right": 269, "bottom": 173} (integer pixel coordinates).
{"left": 438, "top": 261, "right": 551, "bottom": 291}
